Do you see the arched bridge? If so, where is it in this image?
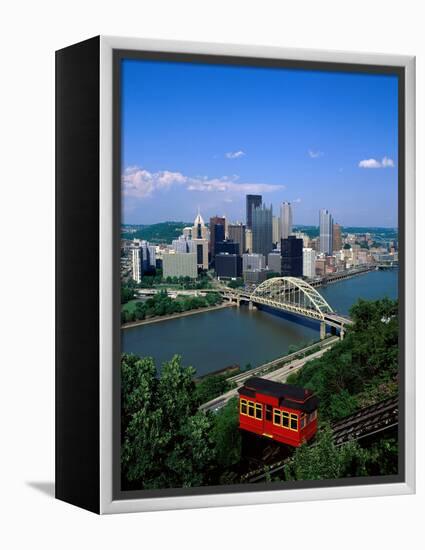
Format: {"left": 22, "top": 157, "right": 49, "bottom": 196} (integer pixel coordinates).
{"left": 219, "top": 277, "right": 352, "bottom": 339}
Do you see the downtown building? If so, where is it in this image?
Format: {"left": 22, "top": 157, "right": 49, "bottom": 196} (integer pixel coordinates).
{"left": 228, "top": 223, "right": 246, "bottom": 255}
{"left": 267, "top": 251, "right": 282, "bottom": 274}
{"left": 252, "top": 203, "right": 273, "bottom": 258}
{"left": 162, "top": 251, "right": 198, "bottom": 279}
{"left": 302, "top": 247, "right": 316, "bottom": 279}
{"left": 280, "top": 201, "right": 293, "bottom": 240}
{"left": 281, "top": 235, "right": 303, "bottom": 277}
{"left": 209, "top": 215, "right": 226, "bottom": 264}
{"left": 242, "top": 252, "right": 266, "bottom": 272}
{"left": 319, "top": 209, "right": 333, "bottom": 255}
{"left": 215, "top": 253, "right": 242, "bottom": 280}
{"left": 191, "top": 211, "right": 209, "bottom": 270}
{"left": 130, "top": 240, "right": 156, "bottom": 282}
{"left": 246, "top": 194, "right": 262, "bottom": 229}
{"left": 333, "top": 223, "right": 342, "bottom": 252}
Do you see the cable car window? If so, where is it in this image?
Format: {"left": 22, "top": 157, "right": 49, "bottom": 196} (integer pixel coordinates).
{"left": 273, "top": 409, "right": 281, "bottom": 425}
{"left": 255, "top": 403, "right": 262, "bottom": 419}
{"left": 248, "top": 402, "right": 255, "bottom": 417}
{"left": 300, "top": 414, "right": 306, "bottom": 429}
{"left": 281, "top": 411, "right": 289, "bottom": 428}
{"left": 290, "top": 413, "right": 298, "bottom": 431}
{"left": 265, "top": 404, "right": 272, "bottom": 421}
{"left": 240, "top": 399, "right": 247, "bottom": 415}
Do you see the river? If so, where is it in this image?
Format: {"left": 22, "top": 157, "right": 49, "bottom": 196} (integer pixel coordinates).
{"left": 121, "top": 269, "right": 398, "bottom": 377}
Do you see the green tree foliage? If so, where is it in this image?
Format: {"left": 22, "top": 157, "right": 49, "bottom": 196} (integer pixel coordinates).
{"left": 121, "top": 285, "right": 135, "bottom": 304}
{"left": 121, "top": 290, "right": 222, "bottom": 324}
{"left": 227, "top": 278, "right": 244, "bottom": 289}
{"left": 210, "top": 398, "right": 242, "bottom": 471}
{"left": 195, "top": 374, "right": 230, "bottom": 405}
{"left": 287, "top": 298, "right": 398, "bottom": 422}
{"left": 284, "top": 426, "right": 368, "bottom": 480}
{"left": 121, "top": 354, "right": 215, "bottom": 490}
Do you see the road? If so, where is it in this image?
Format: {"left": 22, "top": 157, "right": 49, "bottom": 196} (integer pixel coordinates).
{"left": 200, "top": 341, "right": 337, "bottom": 413}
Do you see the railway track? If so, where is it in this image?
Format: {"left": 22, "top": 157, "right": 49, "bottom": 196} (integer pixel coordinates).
{"left": 242, "top": 396, "right": 398, "bottom": 483}
{"left": 332, "top": 395, "right": 398, "bottom": 446}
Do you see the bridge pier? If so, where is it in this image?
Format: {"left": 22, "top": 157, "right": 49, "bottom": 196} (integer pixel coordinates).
{"left": 320, "top": 322, "right": 326, "bottom": 340}
{"left": 340, "top": 326, "right": 345, "bottom": 341}
{"left": 248, "top": 300, "right": 253, "bottom": 311}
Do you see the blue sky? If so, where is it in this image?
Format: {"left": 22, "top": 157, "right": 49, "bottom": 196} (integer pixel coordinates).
{"left": 121, "top": 58, "right": 398, "bottom": 227}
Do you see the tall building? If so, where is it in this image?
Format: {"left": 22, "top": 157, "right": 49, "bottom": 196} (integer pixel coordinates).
{"left": 302, "top": 248, "right": 316, "bottom": 278}
{"left": 281, "top": 236, "right": 303, "bottom": 277}
{"left": 245, "top": 228, "right": 253, "bottom": 253}
{"left": 319, "top": 209, "right": 333, "bottom": 255}
{"left": 131, "top": 240, "right": 155, "bottom": 281}
{"left": 188, "top": 238, "right": 208, "bottom": 270}
{"left": 272, "top": 216, "right": 281, "bottom": 247}
{"left": 162, "top": 252, "right": 198, "bottom": 279}
{"left": 215, "top": 253, "right": 242, "bottom": 279}
{"left": 182, "top": 226, "right": 192, "bottom": 239}
{"left": 192, "top": 209, "right": 208, "bottom": 240}
{"left": 228, "top": 223, "right": 246, "bottom": 254}
{"left": 172, "top": 235, "right": 189, "bottom": 253}
{"left": 280, "top": 201, "right": 293, "bottom": 240}
{"left": 333, "top": 223, "right": 342, "bottom": 252}
{"left": 252, "top": 203, "right": 273, "bottom": 258}
{"left": 131, "top": 245, "right": 142, "bottom": 283}
{"left": 215, "top": 239, "right": 240, "bottom": 255}
{"left": 294, "top": 231, "right": 310, "bottom": 248}
{"left": 246, "top": 194, "right": 262, "bottom": 229}
{"left": 267, "top": 252, "right": 282, "bottom": 274}
{"left": 242, "top": 253, "right": 265, "bottom": 272}
{"left": 209, "top": 215, "right": 226, "bottom": 260}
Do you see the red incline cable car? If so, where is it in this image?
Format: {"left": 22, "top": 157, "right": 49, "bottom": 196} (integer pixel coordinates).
{"left": 238, "top": 377, "right": 319, "bottom": 447}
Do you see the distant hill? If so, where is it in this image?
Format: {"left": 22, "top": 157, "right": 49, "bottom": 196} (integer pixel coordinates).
{"left": 121, "top": 222, "right": 190, "bottom": 244}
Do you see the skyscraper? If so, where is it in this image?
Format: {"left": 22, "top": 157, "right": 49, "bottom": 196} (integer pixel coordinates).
{"left": 280, "top": 201, "right": 293, "bottom": 240}
{"left": 209, "top": 215, "right": 226, "bottom": 261}
{"left": 192, "top": 209, "right": 208, "bottom": 240}
{"left": 272, "top": 216, "right": 281, "bottom": 247}
{"left": 319, "top": 209, "right": 333, "bottom": 255}
{"left": 303, "top": 247, "right": 316, "bottom": 278}
{"left": 228, "top": 223, "right": 246, "bottom": 254}
{"left": 281, "top": 236, "right": 303, "bottom": 276}
{"left": 333, "top": 223, "right": 342, "bottom": 252}
{"left": 246, "top": 194, "right": 262, "bottom": 229}
{"left": 252, "top": 203, "right": 273, "bottom": 258}
{"left": 131, "top": 245, "right": 142, "bottom": 283}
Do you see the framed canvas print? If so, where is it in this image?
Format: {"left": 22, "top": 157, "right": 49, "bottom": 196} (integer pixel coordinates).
{"left": 55, "top": 36, "right": 415, "bottom": 514}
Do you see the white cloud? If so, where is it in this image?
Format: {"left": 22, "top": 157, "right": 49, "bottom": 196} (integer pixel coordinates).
{"left": 308, "top": 150, "right": 324, "bottom": 158}
{"left": 292, "top": 198, "right": 302, "bottom": 204}
{"left": 381, "top": 156, "right": 395, "bottom": 168}
{"left": 122, "top": 166, "right": 284, "bottom": 199}
{"left": 358, "top": 157, "right": 395, "bottom": 169}
{"left": 225, "top": 150, "right": 246, "bottom": 159}
{"left": 122, "top": 167, "right": 187, "bottom": 198}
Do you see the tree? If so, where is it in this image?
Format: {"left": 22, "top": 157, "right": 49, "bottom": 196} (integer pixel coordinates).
{"left": 284, "top": 426, "right": 368, "bottom": 480}
{"left": 121, "top": 285, "right": 135, "bottom": 304}
{"left": 210, "top": 398, "right": 241, "bottom": 470}
{"left": 121, "top": 354, "right": 215, "bottom": 490}
{"left": 286, "top": 298, "right": 398, "bottom": 422}
{"left": 195, "top": 374, "right": 229, "bottom": 405}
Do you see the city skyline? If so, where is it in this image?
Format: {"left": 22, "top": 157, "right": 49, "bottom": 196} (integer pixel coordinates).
{"left": 121, "top": 58, "right": 398, "bottom": 227}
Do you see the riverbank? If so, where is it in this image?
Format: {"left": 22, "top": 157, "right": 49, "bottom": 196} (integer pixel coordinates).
{"left": 121, "top": 302, "right": 235, "bottom": 330}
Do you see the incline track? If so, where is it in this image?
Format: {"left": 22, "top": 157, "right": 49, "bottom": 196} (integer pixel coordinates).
{"left": 242, "top": 396, "right": 399, "bottom": 483}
